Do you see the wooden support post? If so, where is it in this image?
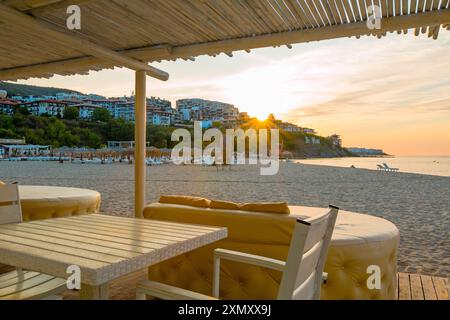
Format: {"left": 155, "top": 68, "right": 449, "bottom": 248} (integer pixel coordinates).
{"left": 79, "top": 283, "right": 109, "bottom": 300}
{"left": 135, "top": 70, "right": 147, "bottom": 218}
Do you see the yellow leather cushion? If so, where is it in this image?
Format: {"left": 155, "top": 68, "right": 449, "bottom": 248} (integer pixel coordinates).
{"left": 159, "top": 195, "right": 211, "bottom": 208}
{"left": 144, "top": 203, "right": 399, "bottom": 300}
{"left": 210, "top": 200, "right": 241, "bottom": 210}
{"left": 0, "top": 180, "right": 5, "bottom": 186}
{"left": 208, "top": 199, "right": 290, "bottom": 214}
{"left": 240, "top": 202, "right": 290, "bottom": 214}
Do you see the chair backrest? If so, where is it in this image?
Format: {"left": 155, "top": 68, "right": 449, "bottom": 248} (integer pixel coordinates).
{"left": 0, "top": 183, "right": 22, "bottom": 225}
{"left": 277, "top": 205, "right": 338, "bottom": 300}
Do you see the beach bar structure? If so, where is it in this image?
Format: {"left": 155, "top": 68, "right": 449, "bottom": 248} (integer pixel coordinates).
{"left": 1, "top": 0, "right": 449, "bottom": 218}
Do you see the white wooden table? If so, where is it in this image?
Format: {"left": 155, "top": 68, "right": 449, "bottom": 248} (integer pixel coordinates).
{"left": 0, "top": 214, "right": 227, "bottom": 299}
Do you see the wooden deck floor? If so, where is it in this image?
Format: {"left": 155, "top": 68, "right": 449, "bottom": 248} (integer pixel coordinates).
{"left": 1, "top": 265, "right": 448, "bottom": 300}
{"left": 397, "top": 272, "right": 448, "bottom": 300}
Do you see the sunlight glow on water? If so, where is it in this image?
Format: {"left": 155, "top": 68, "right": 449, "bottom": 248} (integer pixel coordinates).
{"left": 295, "top": 157, "right": 450, "bottom": 177}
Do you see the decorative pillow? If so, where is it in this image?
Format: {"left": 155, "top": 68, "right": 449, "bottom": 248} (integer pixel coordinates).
{"left": 240, "top": 202, "right": 290, "bottom": 214}
{"left": 159, "top": 195, "right": 211, "bottom": 208}
{"left": 0, "top": 180, "right": 5, "bottom": 187}
{"left": 210, "top": 200, "right": 241, "bottom": 210}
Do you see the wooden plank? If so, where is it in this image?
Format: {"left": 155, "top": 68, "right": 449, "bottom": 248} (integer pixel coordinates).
{"left": 420, "top": 275, "right": 437, "bottom": 300}
{"left": 4, "top": 223, "right": 166, "bottom": 250}
{"left": 90, "top": 214, "right": 219, "bottom": 232}
{"left": 342, "top": 0, "right": 356, "bottom": 22}
{"left": 72, "top": 215, "right": 215, "bottom": 236}
{"left": 283, "top": 0, "right": 311, "bottom": 28}
{"left": 299, "top": 0, "right": 321, "bottom": 27}
{"left": 0, "top": 224, "right": 155, "bottom": 254}
{"left": 0, "top": 233, "right": 125, "bottom": 264}
{"left": 349, "top": 0, "right": 362, "bottom": 21}
{"left": 388, "top": 0, "right": 395, "bottom": 16}
{"left": 410, "top": 0, "right": 419, "bottom": 13}
{"left": 1, "top": 277, "right": 65, "bottom": 300}
{"left": 0, "top": 271, "right": 41, "bottom": 289}
{"left": 328, "top": 0, "right": 344, "bottom": 24}
{"left": 0, "top": 270, "right": 33, "bottom": 283}
{"left": 432, "top": 0, "right": 441, "bottom": 9}
{"left": 0, "top": 228, "right": 141, "bottom": 259}
{"left": 311, "top": 0, "right": 329, "bottom": 26}
{"left": 418, "top": 0, "right": 426, "bottom": 12}
{"left": 335, "top": 0, "right": 349, "bottom": 23}
{"left": 432, "top": 276, "right": 449, "bottom": 300}
{"left": 29, "top": 220, "right": 181, "bottom": 245}
{"left": 402, "top": 0, "right": 409, "bottom": 14}
{"left": 410, "top": 274, "right": 424, "bottom": 300}
{"left": 398, "top": 273, "right": 411, "bottom": 300}
{"left": 51, "top": 217, "right": 200, "bottom": 241}
{"left": 79, "top": 283, "right": 109, "bottom": 300}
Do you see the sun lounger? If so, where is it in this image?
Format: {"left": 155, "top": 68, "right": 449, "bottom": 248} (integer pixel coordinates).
{"left": 383, "top": 163, "right": 399, "bottom": 171}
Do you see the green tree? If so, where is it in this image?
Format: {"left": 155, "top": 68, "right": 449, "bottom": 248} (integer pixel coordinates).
{"left": 17, "top": 106, "right": 30, "bottom": 116}
{"left": 64, "top": 106, "right": 79, "bottom": 120}
{"left": 92, "top": 108, "right": 111, "bottom": 122}
{"left": 106, "top": 119, "right": 134, "bottom": 141}
{"left": 0, "top": 128, "right": 17, "bottom": 138}
{"left": 85, "top": 132, "right": 101, "bottom": 148}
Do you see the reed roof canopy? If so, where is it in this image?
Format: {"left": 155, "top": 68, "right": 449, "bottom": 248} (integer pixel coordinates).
{"left": 0, "top": 0, "right": 449, "bottom": 82}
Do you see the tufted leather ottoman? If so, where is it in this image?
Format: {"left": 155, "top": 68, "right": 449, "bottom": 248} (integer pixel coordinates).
{"left": 319, "top": 210, "right": 399, "bottom": 299}
{"left": 144, "top": 203, "right": 399, "bottom": 300}
{"left": 18, "top": 185, "right": 101, "bottom": 221}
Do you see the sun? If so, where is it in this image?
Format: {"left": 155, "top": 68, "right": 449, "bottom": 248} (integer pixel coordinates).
{"left": 255, "top": 113, "right": 269, "bottom": 121}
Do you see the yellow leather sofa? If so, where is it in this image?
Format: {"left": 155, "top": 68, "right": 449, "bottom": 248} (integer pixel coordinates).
{"left": 143, "top": 201, "right": 400, "bottom": 300}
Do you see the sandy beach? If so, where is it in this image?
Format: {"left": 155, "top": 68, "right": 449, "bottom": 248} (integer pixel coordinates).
{"left": 0, "top": 161, "right": 448, "bottom": 277}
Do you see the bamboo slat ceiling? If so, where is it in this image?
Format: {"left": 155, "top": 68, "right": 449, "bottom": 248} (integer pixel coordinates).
{"left": 0, "top": 0, "right": 449, "bottom": 80}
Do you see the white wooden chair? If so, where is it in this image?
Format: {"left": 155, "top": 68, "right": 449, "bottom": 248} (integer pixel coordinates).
{"left": 136, "top": 205, "right": 339, "bottom": 300}
{"left": 0, "top": 183, "right": 67, "bottom": 300}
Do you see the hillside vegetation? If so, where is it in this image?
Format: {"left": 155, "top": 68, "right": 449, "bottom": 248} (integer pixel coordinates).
{"left": 0, "top": 112, "right": 174, "bottom": 149}
{"left": 0, "top": 111, "right": 351, "bottom": 158}
{"left": 0, "top": 81, "right": 83, "bottom": 97}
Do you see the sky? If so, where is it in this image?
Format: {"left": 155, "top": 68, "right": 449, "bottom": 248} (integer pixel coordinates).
{"left": 18, "top": 31, "right": 450, "bottom": 156}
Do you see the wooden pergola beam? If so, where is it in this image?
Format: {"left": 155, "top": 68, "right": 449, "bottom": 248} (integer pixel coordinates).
{"left": 0, "top": 8, "right": 448, "bottom": 81}
{"left": 0, "top": 3, "right": 169, "bottom": 81}
{"left": 2, "top": 0, "right": 91, "bottom": 13}
{"left": 0, "top": 45, "right": 173, "bottom": 80}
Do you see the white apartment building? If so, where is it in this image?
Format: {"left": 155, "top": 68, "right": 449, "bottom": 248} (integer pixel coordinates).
{"left": 0, "top": 99, "right": 18, "bottom": 115}
{"left": 176, "top": 98, "right": 239, "bottom": 122}
{"left": 72, "top": 103, "right": 104, "bottom": 120}
{"left": 22, "top": 100, "right": 67, "bottom": 118}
